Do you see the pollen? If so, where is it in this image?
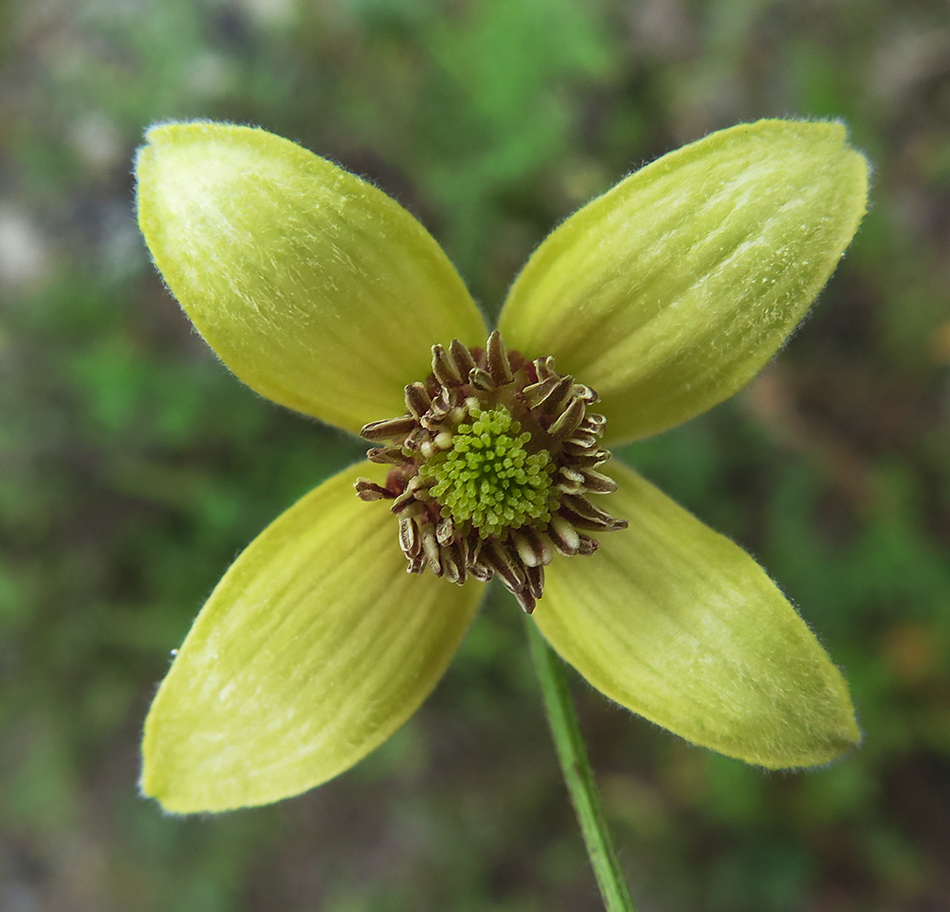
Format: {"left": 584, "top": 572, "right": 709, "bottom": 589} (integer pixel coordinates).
{"left": 355, "top": 331, "right": 627, "bottom": 613}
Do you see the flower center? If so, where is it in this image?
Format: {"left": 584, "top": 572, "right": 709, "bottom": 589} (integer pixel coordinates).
{"left": 418, "top": 403, "right": 556, "bottom": 539}
{"left": 355, "top": 331, "right": 627, "bottom": 613}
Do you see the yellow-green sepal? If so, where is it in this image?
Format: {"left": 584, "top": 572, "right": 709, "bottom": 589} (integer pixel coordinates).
{"left": 136, "top": 122, "right": 486, "bottom": 434}
{"left": 499, "top": 120, "right": 869, "bottom": 444}
{"left": 534, "top": 462, "right": 860, "bottom": 768}
{"left": 141, "top": 462, "right": 483, "bottom": 813}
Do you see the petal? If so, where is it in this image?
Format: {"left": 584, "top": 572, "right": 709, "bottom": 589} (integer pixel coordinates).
{"left": 141, "top": 462, "right": 483, "bottom": 813}
{"left": 136, "top": 123, "right": 487, "bottom": 434}
{"left": 499, "top": 120, "right": 869, "bottom": 444}
{"left": 534, "top": 462, "right": 859, "bottom": 768}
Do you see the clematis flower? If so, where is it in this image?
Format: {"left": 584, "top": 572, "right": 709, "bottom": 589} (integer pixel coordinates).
{"left": 135, "top": 119, "right": 868, "bottom": 814}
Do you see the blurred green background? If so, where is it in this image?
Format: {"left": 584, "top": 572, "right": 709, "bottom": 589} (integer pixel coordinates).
{"left": 1, "top": 0, "right": 949, "bottom": 909}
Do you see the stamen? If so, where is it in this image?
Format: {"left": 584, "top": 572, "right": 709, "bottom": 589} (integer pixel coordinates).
{"left": 361, "top": 416, "right": 417, "bottom": 442}
{"left": 577, "top": 534, "right": 599, "bottom": 555}
{"left": 442, "top": 544, "right": 465, "bottom": 584}
{"left": 468, "top": 561, "right": 493, "bottom": 583}
{"left": 367, "top": 446, "right": 412, "bottom": 466}
{"left": 562, "top": 432, "right": 600, "bottom": 452}
{"left": 469, "top": 368, "right": 495, "bottom": 391}
{"left": 398, "top": 516, "right": 420, "bottom": 557}
{"left": 483, "top": 540, "right": 527, "bottom": 592}
{"left": 421, "top": 526, "right": 441, "bottom": 574}
{"left": 514, "top": 527, "right": 552, "bottom": 568}
{"left": 432, "top": 344, "right": 462, "bottom": 386}
{"left": 579, "top": 468, "right": 618, "bottom": 493}
{"left": 556, "top": 466, "right": 587, "bottom": 493}
{"left": 561, "top": 493, "right": 627, "bottom": 529}
{"left": 355, "top": 332, "right": 627, "bottom": 611}
{"left": 355, "top": 479, "right": 395, "bottom": 501}
{"left": 525, "top": 565, "right": 545, "bottom": 601}
{"left": 547, "top": 515, "right": 582, "bottom": 555}
{"left": 487, "top": 330, "right": 514, "bottom": 385}
{"left": 521, "top": 375, "right": 561, "bottom": 409}
{"left": 534, "top": 356, "right": 556, "bottom": 380}
{"left": 568, "top": 448, "right": 612, "bottom": 467}
{"left": 405, "top": 382, "right": 432, "bottom": 418}
{"left": 450, "top": 339, "right": 477, "bottom": 378}
{"left": 558, "top": 506, "right": 626, "bottom": 533}
{"left": 436, "top": 515, "right": 455, "bottom": 546}
{"left": 548, "top": 396, "right": 586, "bottom": 438}
{"left": 536, "top": 376, "right": 575, "bottom": 414}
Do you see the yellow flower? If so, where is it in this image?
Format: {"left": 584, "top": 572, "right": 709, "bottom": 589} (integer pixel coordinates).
{"left": 135, "top": 120, "right": 868, "bottom": 814}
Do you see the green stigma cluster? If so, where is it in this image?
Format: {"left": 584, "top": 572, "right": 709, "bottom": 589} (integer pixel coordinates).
{"left": 419, "top": 404, "right": 556, "bottom": 539}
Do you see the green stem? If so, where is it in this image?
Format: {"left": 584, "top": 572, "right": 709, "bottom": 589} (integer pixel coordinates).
{"left": 525, "top": 617, "right": 637, "bottom": 912}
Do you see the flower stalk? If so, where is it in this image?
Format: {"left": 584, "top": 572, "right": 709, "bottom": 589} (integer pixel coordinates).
{"left": 526, "top": 617, "right": 637, "bottom": 912}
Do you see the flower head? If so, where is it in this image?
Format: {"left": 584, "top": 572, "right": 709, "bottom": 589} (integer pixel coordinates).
{"left": 355, "top": 330, "right": 628, "bottom": 612}
{"left": 135, "top": 120, "right": 868, "bottom": 813}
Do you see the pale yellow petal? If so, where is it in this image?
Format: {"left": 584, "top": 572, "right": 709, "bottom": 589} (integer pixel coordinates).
{"left": 499, "top": 120, "right": 868, "bottom": 444}
{"left": 136, "top": 122, "right": 487, "bottom": 433}
{"left": 141, "top": 462, "right": 483, "bottom": 813}
{"left": 534, "top": 462, "right": 859, "bottom": 767}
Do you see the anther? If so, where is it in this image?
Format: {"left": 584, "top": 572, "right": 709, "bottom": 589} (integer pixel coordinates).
{"left": 391, "top": 489, "right": 417, "bottom": 512}
{"left": 558, "top": 501, "right": 627, "bottom": 532}
{"left": 428, "top": 386, "right": 458, "bottom": 418}
{"left": 405, "top": 382, "right": 432, "bottom": 418}
{"left": 562, "top": 432, "right": 601, "bottom": 453}
{"left": 436, "top": 515, "right": 455, "bottom": 546}
{"left": 398, "top": 517, "right": 421, "bottom": 557}
{"left": 556, "top": 466, "right": 586, "bottom": 493}
{"left": 514, "top": 588, "right": 536, "bottom": 614}
{"left": 513, "top": 526, "right": 552, "bottom": 567}
{"left": 442, "top": 546, "right": 464, "bottom": 584}
{"left": 521, "top": 375, "right": 561, "bottom": 409}
{"left": 392, "top": 476, "right": 430, "bottom": 512}
{"left": 483, "top": 540, "right": 526, "bottom": 591}
{"left": 577, "top": 534, "right": 599, "bottom": 555}
{"left": 367, "top": 446, "right": 412, "bottom": 466}
{"left": 549, "top": 396, "right": 587, "bottom": 438}
{"left": 468, "top": 561, "right": 493, "bottom": 582}
{"left": 525, "top": 565, "right": 545, "bottom": 601}
{"left": 534, "top": 356, "right": 556, "bottom": 380}
{"left": 487, "top": 330, "right": 514, "bottom": 385}
{"left": 538, "top": 376, "right": 576, "bottom": 414}
{"left": 432, "top": 344, "right": 462, "bottom": 386}
{"left": 450, "top": 339, "right": 477, "bottom": 378}
{"left": 547, "top": 515, "right": 582, "bottom": 555}
{"left": 361, "top": 416, "right": 417, "bottom": 442}
{"left": 469, "top": 367, "right": 496, "bottom": 391}
{"left": 561, "top": 493, "right": 627, "bottom": 527}
{"left": 569, "top": 448, "right": 612, "bottom": 467}
{"left": 579, "top": 468, "right": 618, "bottom": 494}
{"left": 404, "top": 427, "right": 430, "bottom": 452}
{"left": 456, "top": 534, "right": 471, "bottom": 566}
{"left": 421, "top": 526, "right": 442, "bottom": 575}
{"left": 355, "top": 479, "right": 395, "bottom": 501}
